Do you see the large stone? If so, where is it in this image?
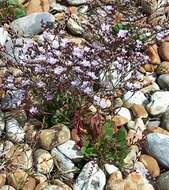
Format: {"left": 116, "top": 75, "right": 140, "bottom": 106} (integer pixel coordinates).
{"left": 146, "top": 91, "right": 169, "bottom": 115}
{"left": 6, "top": 118, "right": 25, "bottom": 143}
{"left": 74, "top": 161, "right": 106, "bottom": 190}
{"left": 158, "top": 42, "right": 169, "bottom": 61}
{"left": 144, "top": 133, "right": 169, "bottom": 168}
{"left": 39, "top": 124, "right": 70, "bottom": 150}
{"left": 157, "top": 74, "right": 169, "bottom": 90}
{"left": 51, "top": 147, "right": 75, "bottom": 179}
{"left": 139, "top": 154, "right": 160, "bottom": 177}
{"left": 34, "top": 149, "right": 54, "bottom": 174}
{"left": 114, "top": 107, "right": 131, "bottom": 121}
{"left": 10, "top": 13, "right": 55, "bottom": 36}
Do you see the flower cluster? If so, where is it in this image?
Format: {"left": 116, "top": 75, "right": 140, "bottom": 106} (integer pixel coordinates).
{"left": 1, "top": 0, "right": 169, "bottom": 113}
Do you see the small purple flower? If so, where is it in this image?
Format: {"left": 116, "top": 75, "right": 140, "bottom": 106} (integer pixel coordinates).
{"left": 48, "top": 57, "right": 56, "bottom": 64}
{"left": 36, "top": 81, "right": 46, "bottom": 88}
{"left": 29, "top": 106, "right": 38, "bottom": 114}
{"left": 54, "top": 66, "right": 65, "bottom": 75}
{"left": 72, "top": 47, "right": 83, "bottom": 58}
{"left": 117, "top": 30, "right": 128, "bottom": 38}
{"left": 35, "top": 65, "right": 46, "bottom": 73}
{"left": 86, "top": 71, "right": 98, "bottom": 80}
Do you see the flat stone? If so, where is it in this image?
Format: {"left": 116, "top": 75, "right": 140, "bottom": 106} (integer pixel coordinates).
{"left": 144, "top": 133, "right": 169, "bottom": 168}
{"left": 131, "top": 104, "right": 148, "bottom": 118}
{"left": 115, "top": 107, "right": 131, "bottom": 121}
{"left": 156, "top": 61, "right": 169, "bottom": 74}
{"left": 158, "top": 42, "right": 169, "bottom": 61}
{"left": 10, "top": 13, "right": 55, "bottom": 36}
{"left": 145, "top": 44, "right": 161, "bottom": 64}
{"left": 161, "top": 106, "right": 169, "bottom": 131}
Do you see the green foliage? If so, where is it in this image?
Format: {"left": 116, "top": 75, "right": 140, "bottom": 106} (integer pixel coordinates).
{"left": 0, "top": 0, "right": 25, "bottom": 24}
{"left": 112, "top": 23, "right": 130, "bottom": 36}
{"left": 81, "top": 120, "right": 128, "bottom": 168}
{"left": 42, "top": 91, "right": 82, "bottom": 128}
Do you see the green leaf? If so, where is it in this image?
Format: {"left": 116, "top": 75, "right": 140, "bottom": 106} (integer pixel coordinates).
{"left": 113, "top": 127, "right": 126, "bottom": 142}
{"left": 14, "top": 7, "right": 25, "bottom": 18}
{"left": 8, "top": 0, "right": 15, "bottom": 5}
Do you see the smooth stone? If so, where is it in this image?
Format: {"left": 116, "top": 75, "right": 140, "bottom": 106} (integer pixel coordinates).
{"left": 74, "top": 161, "right": 106, "bottom": 190}
{"left": 112, "top": 116, "right": 128, "bottom": 127}
{"left": 146, "top": 91, "right": 169, "bottom": 115}
{"left": 57, "top": 140, "right": 82, "bottom": 160}
{"left": 158, "top": 171, "right": 169, "bottom": 190}
{"left": 115, "top": 107, "right": 131, "bottom": 121}
{"left": 34, "top": 149, "right": 54, "bottom": 174}
{"left": 0, "top": 186, "right": 16, "bottom": 190}
{"left": 67, "top": 0, "right": 88, "bottom": 5}
{"left": 144, "top": 133, "right": 169, "bottom": 168}
{"left": 131, "top": 104, "right": 148, "bottom": 118}
{"left": 67, "top": 15, "right": 84, "bottom": 35}
{"left": 6, "top": 118, "right": 25, "bottom": 143}
{"left": 7, "top": 169, "right": 28, "bottom": 189}
{"left": 127, "top": 118, "right": 146, "bottom": 132}
{"left": 161, "top": 106, "right": 169, "bottom": 131}
{"left": 145, "top": 44, "right": 161, "bottom": 64}
{"left": 10, "top": 13, "right": 55, "bottom": 36}
{"left": 157, "top": 74, "right": 169, "bottom": 90}
{"left": 39, "top": 124, "right": 70, "bottom": 150}
{"left": 139, "top": 154, "right": 160, "bottom": 177}
{"left": 50, "top": 3, "right": 67, "bottom": 13}
{"left": 158, "top": 42, "right": 169, "bottom": 61}
{"left": 123, "top": 91, "right": 148, "bottom": 107}
{"left": 22, "top": 177, "right": 36, "bottom": 190}
{"left": 104, "top": 164, "right": 119, "bottom": 175}
{"left": 6, "top": 144, "right": 33, "bottom": 170}
{"left": 0, "top": 173, "right": 6, "bottom": 188}
{"left": 51, "top": 148, "right": 75, "bottom": 179}
{"left": 156, "top": 61, "right": 169, "bottom": 74}
{"left": 141, "top": 82, "right": 160, "bottom": 94}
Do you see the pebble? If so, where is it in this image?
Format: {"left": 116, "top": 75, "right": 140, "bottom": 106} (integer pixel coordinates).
{"left": 67, "top": 0, "right": 88, "bottom": 5}
{"left": 0, "top": 112, "right": 5, "bottom": 136}
{"left": 146, "top": 91, "right": 169, "bottom": 115}
{"left": 0, "top": 186, "right": 16, "bottom": 190}
{"left": 22, "top": 177, "right": 36, "bottom": 190}
{"left": 6, "top": 118, "right": 25, "bottom": 143}
{"left": 161, "top": 106, "right": 169, "bottom": 131}
{"left": 0, "top": 27, "right": 9, "bottom": 46}
{"left": 57, "top": 140, "right": 82, "bottom": 160}
{"left": 158, "top": 171, "right": 169, "bottom": 190}
{"left": 73, "top": 161, "right": 106, "bottom": 190}
{"left": 145, "top": 44, "right": 161, "bottom": 64}
{"left": 139, "top": 154, "right": 160, "bottom": 177}
{"left": 34, "top": 149, "right": 54, "bottom": 174}
{"left": 67, "top": 15, "right": 84, "bottom": 35}
{"left": 144, "top": 133, "right": 169, "bottom": 168}
{"left": 39, "top": 124, "right": 70, "bottom": 150}
{"left": 158, "top": 41, "right": 169, "bottom": 61}
{"left": 157, "top": 74, "right": 169, "bottom": 90}
{"left": 10, "top": 13, "right": 55, "bottom": 36}
{"left": 156, "top": 61, "right": 169, "bottom": 74}
{"left": 131, "top": 104, "right": 148, "bottom": 118}
{"left": 51, "top": 147, "right": 75, "bottom": 179}
{"left": 0, "top": 173, "right": 6, "bottom": 187}
{"left": 115, "top": 107, "right": 132, "bottom": 121}
{"left": 104, "top": 164, "right": 119, "bottom": 175}
{"left": 123, "top": 91, "right": 148, "bottom": 107}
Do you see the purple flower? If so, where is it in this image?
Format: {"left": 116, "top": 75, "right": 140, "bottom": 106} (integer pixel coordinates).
{"left": 48, "top": 57, "right": 56, "bottom": 64}
{"left": 54, "top": 66, "right": 65, "bottom": 75}
{"left": 36, "top": 81, "right": 46, "bottom": 88}
{"left": 72, "top": 47, "right": 83, "bottom": 58}
{"left": 35, "top": 65, "right": 46, "bottom": 73}
{"left": 117, "top": 30, "right": 128, "bottom": 38}
{"left": 86, "top": 72, "right": 98, "bottom": 80}
{"left": 29, "top": 106, "right": 38, "bottom": 114}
